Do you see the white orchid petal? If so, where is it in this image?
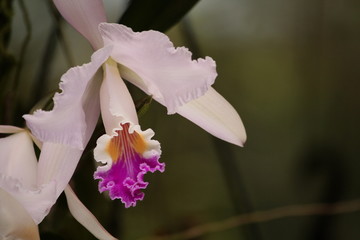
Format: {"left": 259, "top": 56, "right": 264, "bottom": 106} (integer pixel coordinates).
{"left": 53, "top": 0, "right": 107, "bottom": 49}
{"left": 0, "top": 188, "right": 40, "bottom": 240}
{"left": 37, "top": 142, "right": 82, "bottom": 199}
{"left": 24, "top": 46, "right": 111, "bottom": 150}
{"left": 0, "top": 131, "right": 37, "bottom": 188}
{"left": 0, "top": 175, "right": 57, "bottom": 224}
{"left": 0, "top": 125, "right": 23, "bottom": 134}
{"left": 177, "top": 87, "right": 246, "bottom": 146}
{"left": 64, "top": 186, "right": 117, "bottom": 240}
{"left": 99, "top": 23, "right": 217, "bottom": 114}
{"left": 100, "top": 59, "right": 139, "bottom": 134}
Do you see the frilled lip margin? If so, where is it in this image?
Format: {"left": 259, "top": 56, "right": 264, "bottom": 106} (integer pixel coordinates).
{"left": 94, "top": 122, "right": 164, "bottom": 207}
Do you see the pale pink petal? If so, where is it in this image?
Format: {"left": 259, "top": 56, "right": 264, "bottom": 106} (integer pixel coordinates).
{"left": 100, "top": 59, "right": 139, "bottom": 134}
{"left": 0, "top": 125, "right": 23, "bottom": 134}
{"left": 64, "top": 186, "right": 117, "bottom": 240}
{"left": 53, "top": 0, "right": 107, "bottom": 49}
{"left": 0, "top": 131, "right": 37, "bottom": 188}
{"left": 99, "top": 23, "right": 217, "bottom": 114}
{"left": 177, "top": 87, "right": 247, "bottom": 146}
{"left": 0, "top": 188, "right": 40, "bottom": 240}
{"left": 24, "top": 46, "right": 111, "bottom": 150}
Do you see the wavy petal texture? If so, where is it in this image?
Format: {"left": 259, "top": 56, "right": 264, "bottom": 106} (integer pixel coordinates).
{"left": 20, "top": 47, "right": 111, "bottom": 222}
{"left": 94, "top": 122, "right": 163, "bottom": 208}
{"left": 0, "top": 175, "right": 57, "bottom": 224}
{"left": 0, "top": 131, "right": 57, "bottom": 224}
{"left": 177, "top": 87, "right": 247, "bottom": 146}
{"left": 99, "top": 23, "right": 217, "bottom": 114}
{"left": 64, "top": 186, "right": 117, "bottom": 240}
{"left": 0, "top": 188, "right": 40, "bottom": 240}
{"left": 53, "top": 0, "right": 107, "bottom": 49}
{"left": 24, "top": 46, "right": 111, "bottom": 150}
{"left": 0, "top": 134, "right": 84, "bottom": 223}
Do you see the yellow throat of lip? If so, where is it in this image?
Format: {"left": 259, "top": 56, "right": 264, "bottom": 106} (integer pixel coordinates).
{"left": 106, "top": 123, "right": 147, "bottom": 163}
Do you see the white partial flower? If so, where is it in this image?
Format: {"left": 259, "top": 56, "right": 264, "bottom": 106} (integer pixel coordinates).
{"left": 0, "top": 127, "right": 117, "bottom": 239}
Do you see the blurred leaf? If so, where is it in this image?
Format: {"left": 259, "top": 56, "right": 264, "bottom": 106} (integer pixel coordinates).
{"left": 119, "top": 0, "right": 200, "bottom": 32}
{"left": 30, "top": 90, "right": 57, "bottom": 113}
{"left": 0, "top": 0, "right": 14, "bottom": 61}
{"left": 135, "top": 95, "right": 153, "bottom": 119}
{"left": 40, "top": 232, "right": 66, "bottom": 240}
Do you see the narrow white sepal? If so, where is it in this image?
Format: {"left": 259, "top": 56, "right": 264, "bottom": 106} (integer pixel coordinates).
{"left": 53, "top": 0, "right": 107, "bottom": 49}
{"left": 0, "top": 125, "right": 23, "bottom": 134}
{"left": 0, "top": 188, "right": 40, "bottom": 240}
{"left": 177, "top": 87, "right": 247, "bottom": 146}
{"left": 100, "top": 59, "right": 139, "bottom": 134}
{"left": 64, "top": 186, "right": 117, "bottom": 240}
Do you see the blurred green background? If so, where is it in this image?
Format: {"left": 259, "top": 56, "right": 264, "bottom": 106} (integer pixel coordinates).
{"left": 1, "top": 0, "right": 360, "bottom": 239}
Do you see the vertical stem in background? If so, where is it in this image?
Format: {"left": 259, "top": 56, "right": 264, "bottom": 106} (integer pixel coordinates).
{"left": 179, "top": 18, "right": 262, "bottom": 240}
{"left": 294, "top": 0, "right": 349, "bottom": 239}
{"left": 108, "top": 200, "right": 123, "bottom": 238}
{"left": 13, "top": 0, "right": 31, "bottom": 91}
{"left": 0, "top": 0, "right": 31, "bottom": 124}
{"left": 300, "top": 145, "right": 345, "bottom": 240}
{"left": 212, "top": 139, "right": 262, "bottom": 240}
{"left": 47, "top": 1, "right": 75, "bottom": 67}
{"left": 31, "top": 23, "right": 58, "bottom": 108}
{"left": 9, "top": 0, "right": 31, "bottom": 124}
{"left": 30, "top": 1, "right": 76, "bottom": 111}
{"left": 0, "top": 0, "right": 15, "bottom": 124}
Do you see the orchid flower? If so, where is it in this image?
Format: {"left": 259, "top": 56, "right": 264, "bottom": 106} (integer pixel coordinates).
{"left": 0, "top": 125, "right": 117, "bottom": 240}
{"left": 52, "top": 0, "right": 246, "bottom": 208}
